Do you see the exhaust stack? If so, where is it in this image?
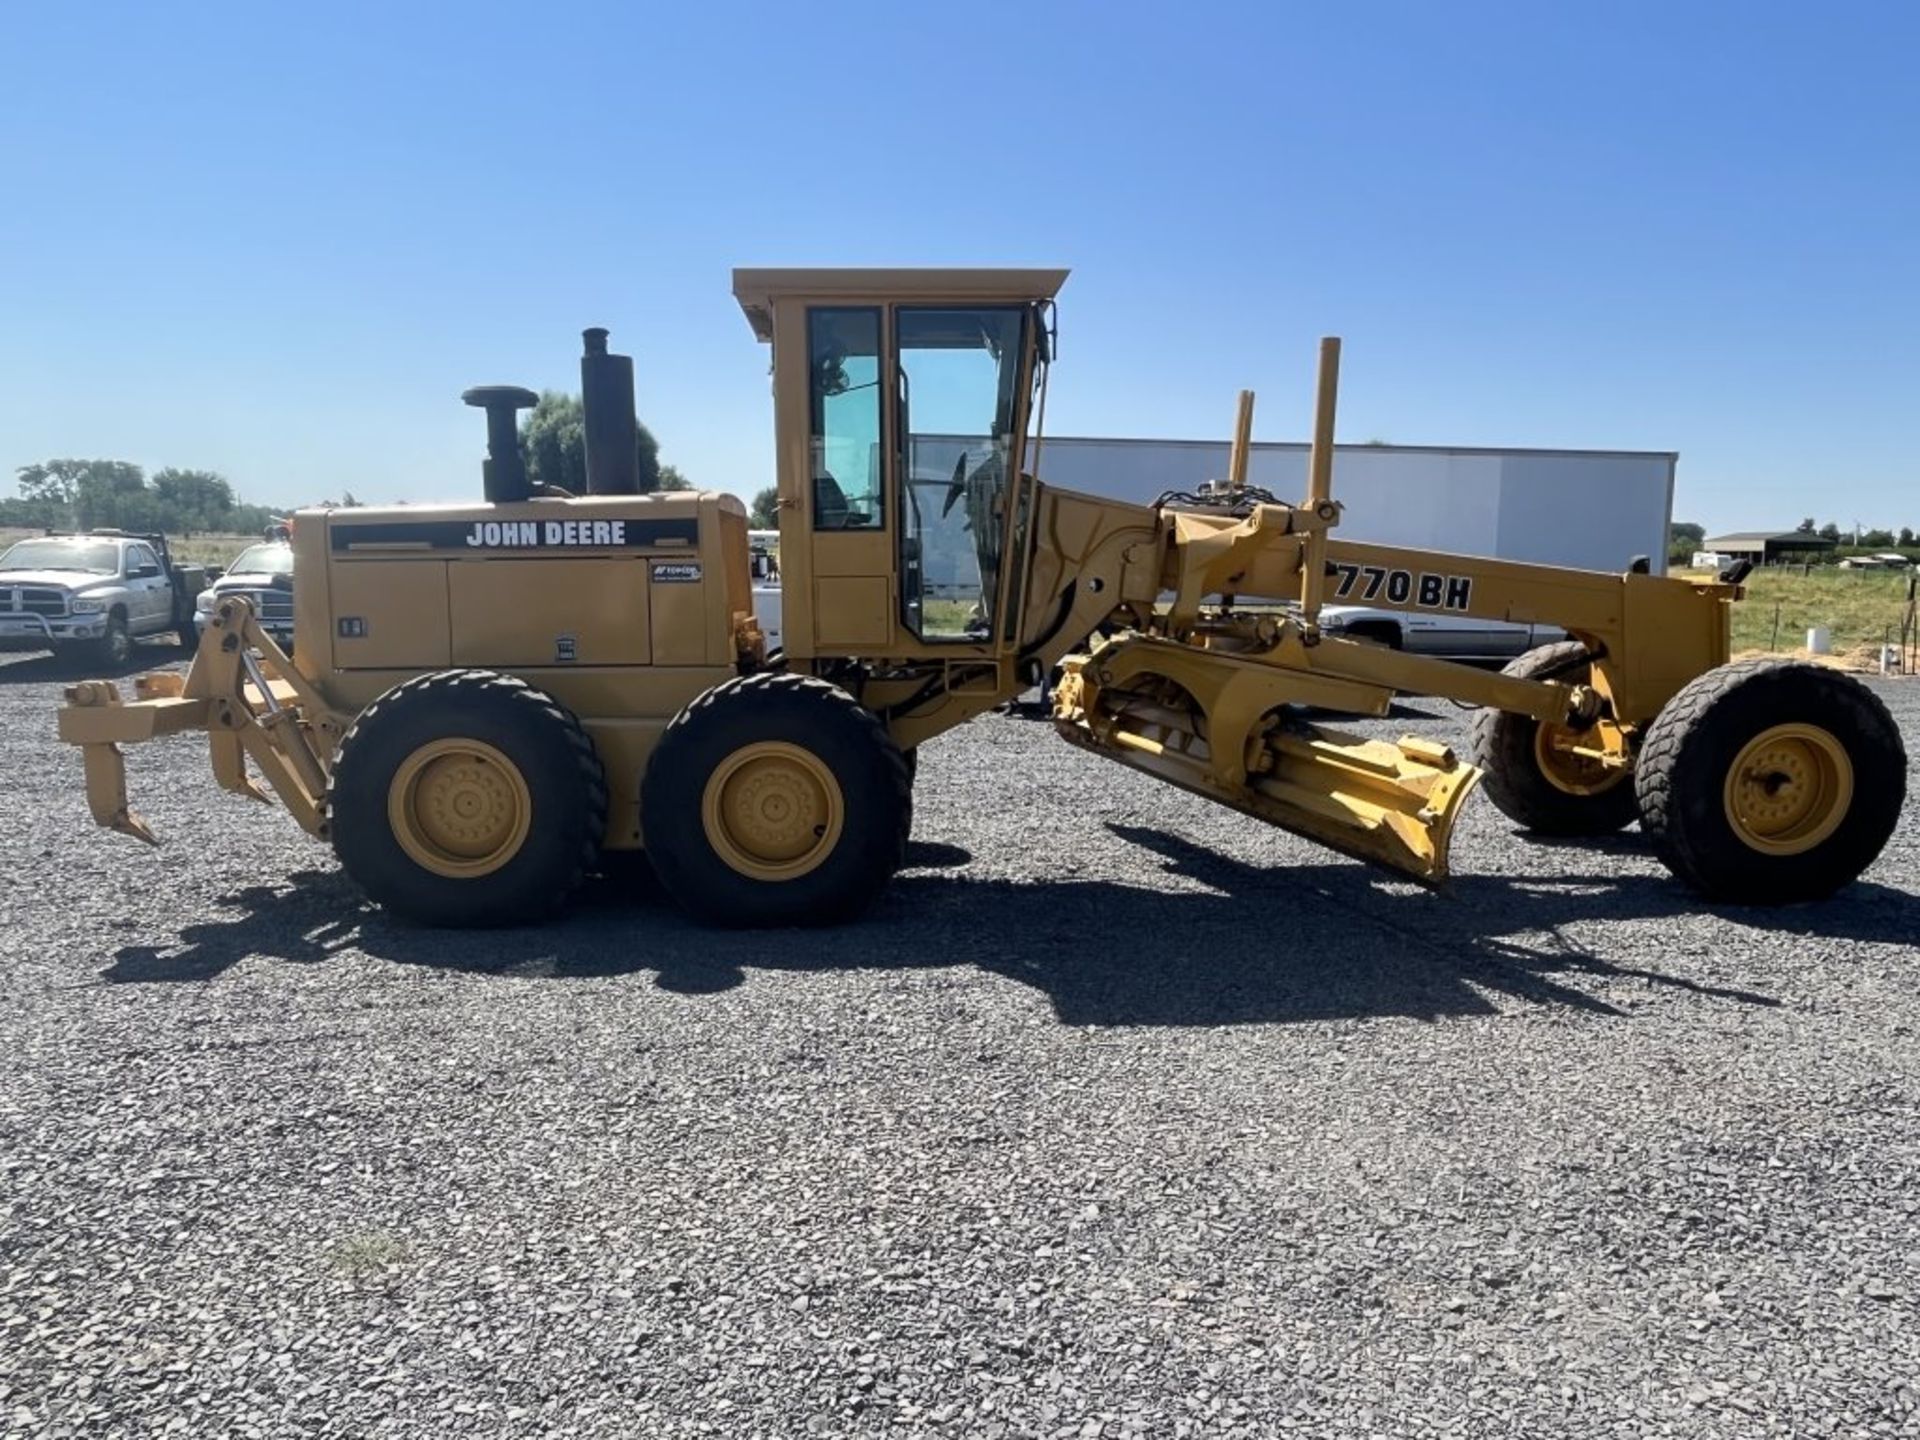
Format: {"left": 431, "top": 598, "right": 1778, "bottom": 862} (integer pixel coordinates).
{"left": 462, "top": 385, "right": 538, "bottom": 504}
{"left": 581, "top": 327, "right": 640, "bottom": 495}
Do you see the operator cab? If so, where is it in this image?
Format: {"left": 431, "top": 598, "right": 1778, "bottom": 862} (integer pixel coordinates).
{"left": 732, "top": 269, "right": 1065, "bottom": 662}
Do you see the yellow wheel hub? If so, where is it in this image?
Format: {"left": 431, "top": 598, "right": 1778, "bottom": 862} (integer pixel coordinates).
{"left": 701, "top": 741, "right": 844, "bottom": 881}
{"left": 388, "top": 738, "right": 533, "bottom": 878}
{"left": 1533, "top": 723, "right": 1628, "bottom": 797}
{"left": 1722, "top": 723, "right": 1853, "bottom": 856}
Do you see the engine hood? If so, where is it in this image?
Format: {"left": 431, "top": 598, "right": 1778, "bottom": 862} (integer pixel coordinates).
{"left": 0, "top": 570, "right": 117, "bottom": 591}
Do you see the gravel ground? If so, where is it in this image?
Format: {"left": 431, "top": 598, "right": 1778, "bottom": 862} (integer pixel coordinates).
{"left": 2, "top": 646, "right": 1917, "bottom": 1439}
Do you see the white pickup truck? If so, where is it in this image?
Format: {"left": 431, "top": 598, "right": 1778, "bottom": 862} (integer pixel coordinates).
{"left": 1315, "top": 603, "right": 1567, "bottom": 659}
{"left": 191, "top": 537, "right": 296, "bottom": 651}
{"left": 0, "top": 531, "right": 206, "bottom": 664}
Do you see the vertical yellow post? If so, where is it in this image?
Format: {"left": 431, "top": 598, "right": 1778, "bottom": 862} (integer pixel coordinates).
{"left": 1226, "top": 389, "right": 1255, "bottom": 496}
{"left": 1298, "top": 336, "right": 1342, "bottom": 632}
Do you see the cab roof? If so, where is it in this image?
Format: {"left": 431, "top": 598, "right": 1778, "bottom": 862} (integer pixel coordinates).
{"left": 731, "top": 267, "right": 1070, "bottom": 343}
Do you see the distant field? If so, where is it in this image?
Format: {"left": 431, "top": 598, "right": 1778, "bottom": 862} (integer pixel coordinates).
{"left": 1693, "top": 565, "right": 1918, "bottom": 664}
{"left": 0, "top": 528, "right": 259, "bottom": 569}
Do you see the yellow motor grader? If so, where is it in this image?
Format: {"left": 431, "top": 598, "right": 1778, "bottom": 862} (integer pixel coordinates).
{"left": 58, "top": 270, "right": 1905, "bottom": 926}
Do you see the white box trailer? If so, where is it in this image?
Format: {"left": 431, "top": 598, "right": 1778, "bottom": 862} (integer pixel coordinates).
{"left": 1030, "top": 437, "right": 1676, "bottom": 575}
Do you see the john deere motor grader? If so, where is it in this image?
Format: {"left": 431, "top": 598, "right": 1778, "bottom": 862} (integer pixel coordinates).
{"left": 58, "top": 269, "right": 1905, "bottom": 927}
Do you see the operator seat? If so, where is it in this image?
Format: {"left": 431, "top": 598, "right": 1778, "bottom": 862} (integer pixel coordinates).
{"left": 813, "top": 470, "right": 851, "bottom": 529}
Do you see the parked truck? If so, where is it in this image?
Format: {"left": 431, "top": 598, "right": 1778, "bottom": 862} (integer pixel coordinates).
{"left": 0, "top": 530, "right": 206, "bottom": 664}
{"left": 191, "top": 534, "right": 296, "bottom": 651}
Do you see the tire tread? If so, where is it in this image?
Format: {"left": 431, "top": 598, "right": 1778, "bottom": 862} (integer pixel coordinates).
{"left": 330, "top": 668, "right": 606, "bottom": 925}
{"left": 643, "top": 672, "right": 908, "bottom": 926}
{"left": 1635, "top": 657, "right": 1905, "bottom": 901}
{"left": 1471, "top": 641, "right": 1638, "bottom": 837}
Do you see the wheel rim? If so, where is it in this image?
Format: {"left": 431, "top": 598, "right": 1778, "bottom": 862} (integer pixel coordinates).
{"left": 388, "top": 738, "right": 533, "bottom": 878}
{"left": 1721, "top": 722, "right": 1853, "bottom": 856}
{"left": 700, "top": 741, "right": 844, "bottom": 881}
{"left": 1532, "top": 723, "right": 1628, "bottom": 797}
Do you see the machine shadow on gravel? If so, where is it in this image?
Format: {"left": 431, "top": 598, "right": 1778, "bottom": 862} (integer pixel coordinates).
{"left": 98, "top": 831, "right": 1918, "bottom": 1029}
{"left": 103, "top": 877, "right": 367, "bottom": 983}
{"left": 0, "top": 645, "right": 190, "bottom": 686}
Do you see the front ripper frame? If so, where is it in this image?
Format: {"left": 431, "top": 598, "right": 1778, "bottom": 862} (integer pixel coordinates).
{"left": 58, "top": 596, "right": 349, "bottom": 845}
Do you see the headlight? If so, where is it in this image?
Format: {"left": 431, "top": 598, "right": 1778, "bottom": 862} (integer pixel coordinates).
{"left": 194, "top": 590, "right": 216, "bottom": 611}
{"left": 70, "top": 596, "right": 107, "bottom": 614}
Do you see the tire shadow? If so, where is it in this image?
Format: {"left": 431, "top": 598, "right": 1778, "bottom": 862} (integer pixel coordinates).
{"left": 93, "top": 828, "right": 1918, "bottom": 1029}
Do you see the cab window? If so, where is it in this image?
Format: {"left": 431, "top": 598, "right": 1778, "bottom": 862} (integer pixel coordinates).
{"left": 895, "top": 306, "right": 1027, "bottom": 641}
{"left": 807, "top": 308, "right": 884, "bottom": 530}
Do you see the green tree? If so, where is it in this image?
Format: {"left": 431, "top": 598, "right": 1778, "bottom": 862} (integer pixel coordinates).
{"left": 1900, "top": 527, "right": 1915, "bottom": 548}
{"left": 1666, "top": 520, "right": 1707, "bottom": 567}
{"left": 16, "top": 460, "right": 84, "bottom": 508}
{"left": 1859, "top": 528, "right": 1896, "bottom": 548}
{"left": 520, "top": 390, "right": 586, "bottom": 493}
{"left": 1795, "top": 517, "right": 1817, "bottom": 533}
{"left": 655, "top": 464, "right": 692, "bottom": 492}
{"left": 74, "top": 462, "right": 147, "bottom": 529}
{"left": 1817, "top": 521, "right": 1842, "bottom": 542}
{"left": 151, "top": 468, "right": 235, "bottom": 531}
{"left": 748, "top": 485, "right": 780, "bottom": 527}
{"left": 0, "top": 495, "right": 60, "bottom": 528}
{"left": 635, "top": 424, "right": 662, "bottom": 493}
{"left": 17, "top": 459, "right": 145, "bottom": 527}
{"left": 520, "top": 392, "right": 667, "bottom": 494}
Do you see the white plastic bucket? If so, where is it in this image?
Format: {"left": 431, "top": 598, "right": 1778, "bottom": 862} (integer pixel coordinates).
{"left": 1807, "top": 626, "right": 1832, "bottom": 655}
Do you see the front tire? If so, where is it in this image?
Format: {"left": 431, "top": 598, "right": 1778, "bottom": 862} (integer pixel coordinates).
{"left": 1471, "top": 641, "right": 1639, "bottom": 837}
{"left": 91, "top": 610, "right": 132, "bottom": 667}
{"left": 1636, "top": 659, "right": 1905, "bottom": 904}
{"left": 330, "top": 669, "right": 607, "bottom": 927}
{"left": 642, "top": 673, "right": 909, "bottom": 927}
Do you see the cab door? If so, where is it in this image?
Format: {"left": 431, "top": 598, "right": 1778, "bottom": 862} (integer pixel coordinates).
{"left": 771, "top": 296, "right": 1034, "bottom": 662}
{"left": 892, "top": 306, "right": 1030, "bottom": 648}
{"left": 123, "top": 543, "right": 171, "bottom": 630}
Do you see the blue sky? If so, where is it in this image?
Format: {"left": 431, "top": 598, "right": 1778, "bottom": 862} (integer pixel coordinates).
{"left": 3, "top": 2, "right": 1914, "bottom": 535}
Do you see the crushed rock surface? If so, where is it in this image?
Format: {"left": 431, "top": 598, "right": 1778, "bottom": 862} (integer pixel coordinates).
{"left": 2, "top": 647, "right": 1916, "bottom": 1438}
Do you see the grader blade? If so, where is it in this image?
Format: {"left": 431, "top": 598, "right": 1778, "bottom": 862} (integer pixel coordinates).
{"left": 1056, "top": 689, "right": 1480, "bottom": 884}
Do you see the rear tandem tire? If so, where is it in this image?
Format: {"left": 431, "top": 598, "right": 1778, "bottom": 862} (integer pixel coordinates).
{"left": 641, "top": 673, "right": 910, "bottom": 927}
{"left": 1471, "top": 641, "right": 1639, "bottom": 837}
{"left": 1635, "top": 658, "right": 1905, "bottom": 904}
{"left": 329, "top": 669, "right": 608, "bottom": 927}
